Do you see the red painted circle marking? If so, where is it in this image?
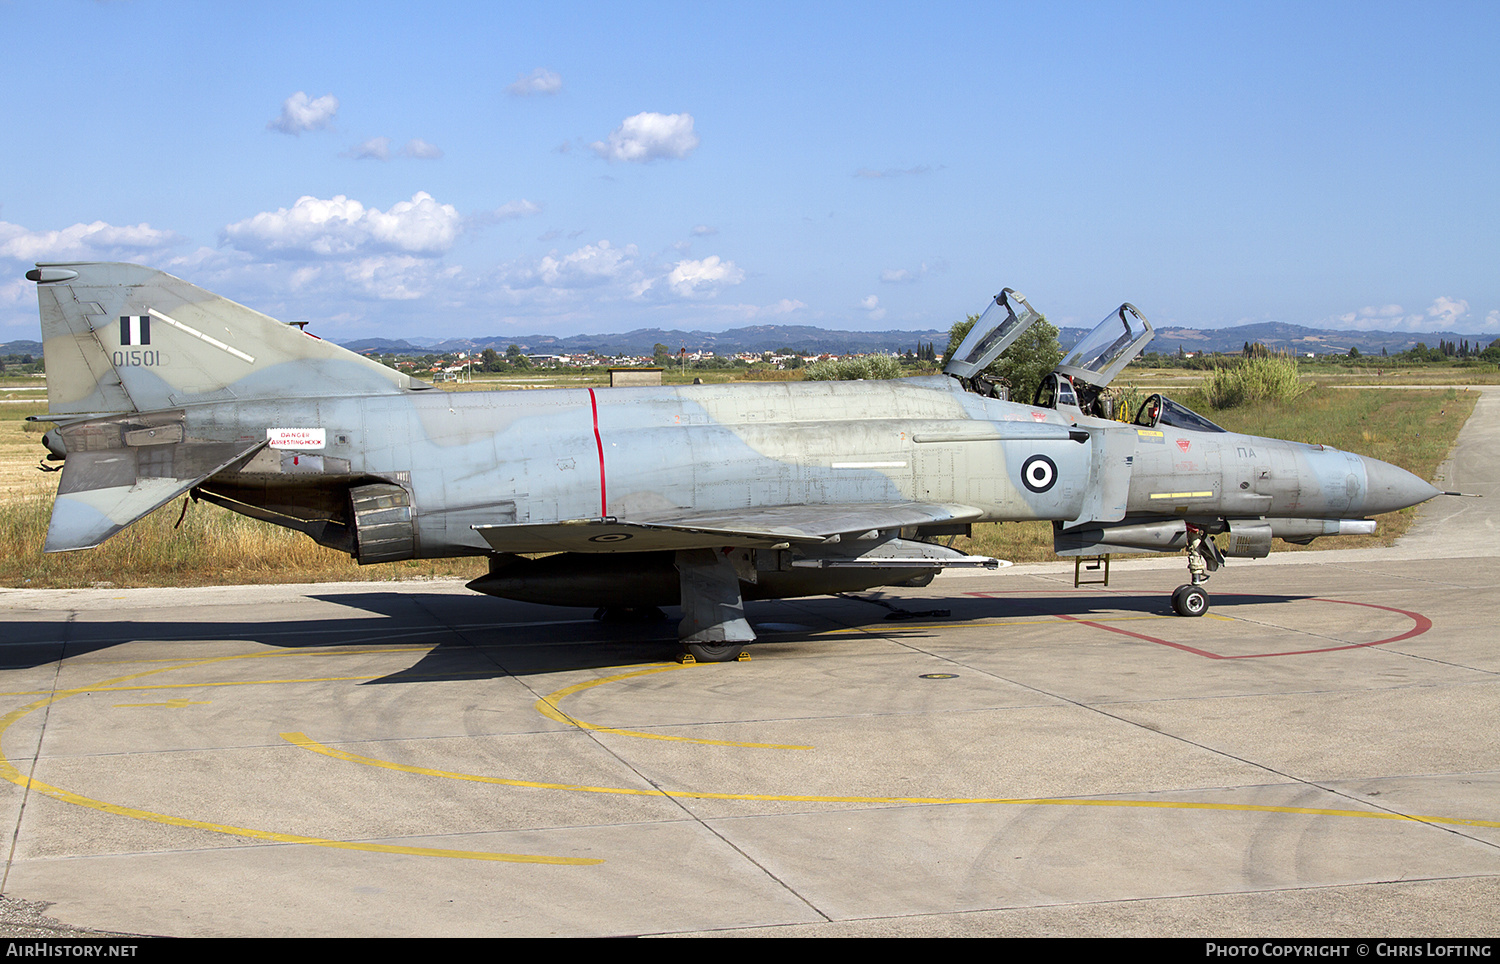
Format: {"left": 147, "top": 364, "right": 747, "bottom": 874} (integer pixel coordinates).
{"left": 961, "top": 591, "right": 1432, "bottom": 660}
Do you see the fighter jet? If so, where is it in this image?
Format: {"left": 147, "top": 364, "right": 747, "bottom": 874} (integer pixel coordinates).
{"left": 26, "top": 264, "right": 1442, "bottom": 661}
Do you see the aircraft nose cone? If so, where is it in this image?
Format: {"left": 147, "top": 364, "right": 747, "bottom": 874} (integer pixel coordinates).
{"left": 1361, "top": 456, "right": 1441, "bottom": 515}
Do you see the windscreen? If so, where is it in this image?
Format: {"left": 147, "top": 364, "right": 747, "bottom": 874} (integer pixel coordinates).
{"left": 1134, "top": 394, "right": 1227, "bottom": 433}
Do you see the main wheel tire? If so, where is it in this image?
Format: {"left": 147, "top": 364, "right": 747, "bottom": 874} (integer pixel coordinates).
{"left": 685, "top": 642, "right": 746, "bottom": 662}
{"left": 1173, "top": 584, "right": 1209, "bottom": 617}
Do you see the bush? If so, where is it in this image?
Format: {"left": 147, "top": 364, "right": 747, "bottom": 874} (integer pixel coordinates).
{"left": 1203, "top": 353, "right": 1307, "bottom": 408}
{"left": 803, "top": 355, "right": 902, "bottom": 381}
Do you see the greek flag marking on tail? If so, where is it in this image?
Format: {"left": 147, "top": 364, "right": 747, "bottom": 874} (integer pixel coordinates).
{"left": 120, "top": 315, "right": 151, "bottom": 345}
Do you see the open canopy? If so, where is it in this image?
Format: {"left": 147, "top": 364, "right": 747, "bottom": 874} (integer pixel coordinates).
{"left": 1056, "top": 303, "right": 1154, "bottom": 390}
{"left": 942, "top": 288, "right": 1043, "bottom": 383}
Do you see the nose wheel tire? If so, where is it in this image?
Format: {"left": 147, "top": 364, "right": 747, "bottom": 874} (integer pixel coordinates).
{"left": 1172, "top": 584, "right": 1209, "bottom": 617}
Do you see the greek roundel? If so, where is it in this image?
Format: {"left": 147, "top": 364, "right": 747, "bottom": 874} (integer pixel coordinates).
{"left": 1021, "top": 454, "right": 1057, "bottom": 493}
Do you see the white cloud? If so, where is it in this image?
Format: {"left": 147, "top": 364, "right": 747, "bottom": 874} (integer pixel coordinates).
{"left": 591, "top": 112, "right": 699, "bottom": 163}
{"left": 689, "top": 298, "right": 808, "bottom": 322}
{"left": 1426, "top": 296, "right": 1470, "bottom": 328}
{"left": 252, "top": 256, "right": 462, "bottom": 302}
{"left": 1486, "top": 310, "right": 1500, "bottom": 331}
{"left": 858, "top": 294, "right": 885, "bottom": 321}
{"left": 1332, "top": 297, "right": 1477, "bottom": 332}
{"left": 344, "top": 137, "right": 443, "bottom": 160}
{"left": 479, "top": 241, "right": 646, "bottom": 314}
{"left": 399, "top": 138, "right": 444, "bottom": 159}
{"left": 338, "top": 256, "right": 461, "bottom": 300}
{"left": 0, "top": 278, "right": 30, "bottom": 308}
{"left": 538, "top": 241, "right": 636, "bottom": 288}
{"left": 666, "top": 256, "right": 744, "bottom": 298}
{"left": 508, "top": 68, "right": 562, "bottom": 96}
{"left": 880, "top": 260, "right": 945, "bottom": 284}
{"left": 0, "top": 277, "right": 36, "bottom": 336}
{"left": 1334, "top": 305, "right": 1403, "bottom": 326}
{"left": 346, "top": 136, "right": 391, "bottom": 160}
{"left": 268, "top": 92, "right": 339, "bottom": 135}
{"left": 691, "top": 224, "right": 718, "bottom": 236}
{"left": 467, "top": 199, "right": 542, "bottom": 228}
{"left": 222, "top": 192, "right": 463, "bottom": 259}
{"left": 485, "top": 242, "right": 744, "bottom": 310}
{"left": 0, "top": 219, "right": 182, "bottom": 262}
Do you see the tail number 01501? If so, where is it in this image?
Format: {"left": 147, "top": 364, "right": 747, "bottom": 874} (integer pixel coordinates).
{"left": 112, "top": 350, "right": 163, "bottom": 367}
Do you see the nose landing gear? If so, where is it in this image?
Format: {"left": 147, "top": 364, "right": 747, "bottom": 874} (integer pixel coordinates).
{"left": 1172, "top": 583, "right": 1209, "bottom": 617}
{"left": 1172, "top": 524, "right": 1222, "bottom": 617}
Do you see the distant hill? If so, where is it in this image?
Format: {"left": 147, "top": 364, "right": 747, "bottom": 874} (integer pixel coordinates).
{"left": 7, "top": 323, "right": 1496, "bottom": 365}
{"left": 338, "top": 322, "right": 1497, "bottom": 359}
{"left": 1142, "top": 322, "right": 1497, "bottom": 357}
{"left": 341, "top": 325, "right": 952, "bottom": 357}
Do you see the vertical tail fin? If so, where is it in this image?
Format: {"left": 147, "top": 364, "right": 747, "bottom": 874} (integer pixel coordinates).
{"left": 30, "top": 262, "right": 426, "bottom": 416}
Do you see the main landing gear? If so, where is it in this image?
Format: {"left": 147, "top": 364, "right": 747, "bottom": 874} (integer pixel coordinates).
{"left": 675, "top": 548, "right": 754, "bottom": 663}
{"left": 1171, "top": 524, "right": 1222, "bottom": 617}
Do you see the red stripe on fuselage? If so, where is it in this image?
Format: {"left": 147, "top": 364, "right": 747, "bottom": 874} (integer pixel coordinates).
{"left": 587, "top": 388, "right": 607, "bottom": 516}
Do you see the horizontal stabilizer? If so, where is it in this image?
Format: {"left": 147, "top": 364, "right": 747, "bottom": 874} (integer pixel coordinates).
{"left": 44, "top": 412, "right": 264, "bottom": 552}
{"left": 474, "top": 501, "right": 986, "bottom": 554}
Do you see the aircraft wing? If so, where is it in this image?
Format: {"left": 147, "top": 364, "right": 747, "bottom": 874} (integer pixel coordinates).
{"left": 473, "top": 501, "right": 986, "bottom": 554}
{"left": 44, "top": 412, "right": 266, "bottom": 552}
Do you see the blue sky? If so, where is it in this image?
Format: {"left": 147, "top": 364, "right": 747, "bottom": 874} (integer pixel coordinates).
{"left": 2, "top": 1, "right": 1497, "bottom": 341}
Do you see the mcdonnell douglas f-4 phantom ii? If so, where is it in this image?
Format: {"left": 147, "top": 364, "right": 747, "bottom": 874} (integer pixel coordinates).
{"left": 26, "top": 263, "right": 1443, "bottom": 661}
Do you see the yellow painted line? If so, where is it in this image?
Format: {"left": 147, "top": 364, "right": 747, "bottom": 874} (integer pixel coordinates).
{"left": 0, "top": 657, "right": 600, "bottom": 867}
{"left": 534, "top": 665, "right": 814, "bottom": 750}
{"left": 1149, "top": 491, "right": 1215, "bottom": 499}
{"left": 286, "top": 732, "right": 664, "bottom": 797}
{"left": 282, "top": 733, "right": 1500, "bottom": 829}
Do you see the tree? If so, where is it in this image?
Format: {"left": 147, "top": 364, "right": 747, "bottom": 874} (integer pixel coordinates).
{"left": 945, "top": 313, "right": 1062, "bottom": 404}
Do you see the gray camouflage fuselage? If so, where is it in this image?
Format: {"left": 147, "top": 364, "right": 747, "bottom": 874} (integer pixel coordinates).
{"left": 28, "top": 262, "right": 1441, "bottom": 654}
{"left": 182, "top": 377, "right": 1429, "bottom": 557}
